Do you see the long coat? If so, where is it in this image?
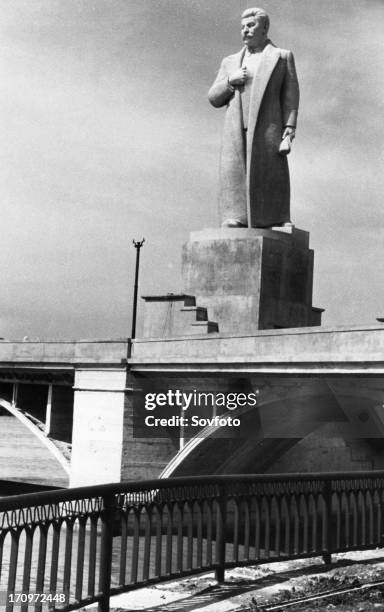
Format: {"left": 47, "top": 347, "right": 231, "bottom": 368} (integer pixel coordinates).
{"left": 208, "top": 42, "right": 299, "bottom": 228}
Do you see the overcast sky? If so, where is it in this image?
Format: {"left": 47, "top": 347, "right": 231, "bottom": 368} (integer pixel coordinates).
{"left": 0, "top": 0, "right": 383, "bottom": 339}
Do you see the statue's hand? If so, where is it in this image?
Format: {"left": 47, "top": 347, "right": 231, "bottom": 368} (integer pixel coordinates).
{"left": 279, "top": 127, "right": 296, "bottom": 156}
{"left": 228, "top": 67, "right": 248, "bottom": 87}
{"left": 282, "top": 126, "right": 296, "bottom": 140}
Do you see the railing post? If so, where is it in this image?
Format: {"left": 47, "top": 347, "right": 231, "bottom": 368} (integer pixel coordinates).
{"left": 98, "top": 493, "right": 115, "bottom": 612}
{"left": 215, "top": 484, "right": 227, "bottom": 583}
{"left": 322, "top": 480, "right": 332, "bottom": 565}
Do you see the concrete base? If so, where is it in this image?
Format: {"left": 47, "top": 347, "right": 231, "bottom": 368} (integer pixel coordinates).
{"left": 141, "top": 294, "right": 218, "bottom": 338}
{"left": 182, "top": 226, "right": 323, "bottom": 334}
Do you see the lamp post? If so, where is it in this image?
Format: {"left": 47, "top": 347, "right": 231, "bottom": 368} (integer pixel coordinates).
{"left": 131, "top": 238, "right": 145, "bottom": 339}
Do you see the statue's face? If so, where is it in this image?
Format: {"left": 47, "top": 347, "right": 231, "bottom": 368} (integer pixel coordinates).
{"left": 241, "top": 15, "right": 266, "bottom": 48}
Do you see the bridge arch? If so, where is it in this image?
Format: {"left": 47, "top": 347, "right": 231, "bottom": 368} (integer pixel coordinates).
{"left": 0, "top": 398, "right": 70, "bottom": 479}
{"left": 161, "top": 377, "right": 384, "bottom": 478}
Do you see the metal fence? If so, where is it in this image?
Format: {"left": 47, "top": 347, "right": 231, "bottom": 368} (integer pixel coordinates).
{"left": 0, "top": 471, "right": 384, "bottom": 611}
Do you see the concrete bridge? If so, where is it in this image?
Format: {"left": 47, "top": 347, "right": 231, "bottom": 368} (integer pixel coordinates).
{"left": 0, "top": 324, "right": 383, "bottom": 487}
{"left": 0, "top": 339, "right": 128, "bottom": 487}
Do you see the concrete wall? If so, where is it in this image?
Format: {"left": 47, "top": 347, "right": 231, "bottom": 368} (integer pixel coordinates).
{"left": 130, "top": 324, "right": 384, "bottom": 370}
{"left": 120, "top": 373, "right": 183, "bottom": 481}
{"left": 267, "top": 426, "right": 376, "bottom": 473}
{"left": 70, "top": 368, "right": 127, "bottom": 487}
{"left": 128, "top": 372, "right": 384, "bottom": 479}
{"left": 70, "top": 368, "right": 179, "bottom": 486}
{"left": 0, "top": 339, "right": 129, "bottom": 364}
{"left": 34, "top": 362, "right": 384, "bottom": 485}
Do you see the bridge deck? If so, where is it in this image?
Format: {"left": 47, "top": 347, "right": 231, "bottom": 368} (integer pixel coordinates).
{"left": 0, "top": 339, "right": 129, "bottom": 368}
{"left": 129, "top": 323, "right": 384, "bottom": 373}
{"left": 0, "top": 325, "right": 382, "bottom": 375}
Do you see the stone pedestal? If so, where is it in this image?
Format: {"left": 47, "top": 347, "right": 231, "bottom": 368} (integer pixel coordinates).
{"left": 182, "top": 226, "right": 323, "bottom": 334}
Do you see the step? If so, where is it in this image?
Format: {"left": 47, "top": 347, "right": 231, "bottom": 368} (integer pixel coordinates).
{"left": 141, "top": 293, "right": 219, "bottom": 338}
{"left": 180, "top": 306, "right": 208, "bottom": 321}
{"left": 191, "top": 321, "right": 219, "bottom": 334}
{"left": 141, "top": 293, "right": 196, "bottom": 306}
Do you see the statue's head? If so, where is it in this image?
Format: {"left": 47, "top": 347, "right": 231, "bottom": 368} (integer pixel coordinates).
{"left": 241, "top": 7, "right": 269, "bottom": 49}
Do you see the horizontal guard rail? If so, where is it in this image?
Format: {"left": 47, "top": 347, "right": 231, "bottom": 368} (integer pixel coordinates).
{"left": 0, "top": 470, "right": 383, "bottom": 611}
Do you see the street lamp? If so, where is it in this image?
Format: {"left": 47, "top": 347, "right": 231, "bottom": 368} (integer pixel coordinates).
{"left": 131, "top": 238, "right": 145, "bottom": 339}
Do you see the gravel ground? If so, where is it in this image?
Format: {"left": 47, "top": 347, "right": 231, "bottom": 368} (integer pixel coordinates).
{"left": 81, "top": 549, "right": 384, "bottom": 611}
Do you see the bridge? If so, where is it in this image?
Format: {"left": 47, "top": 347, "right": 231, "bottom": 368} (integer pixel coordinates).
{"left": 0, "top": 323, "right": 383, "bottom": 488}
{"left": 0, "top": 339, "right": 128, "bottom": 487}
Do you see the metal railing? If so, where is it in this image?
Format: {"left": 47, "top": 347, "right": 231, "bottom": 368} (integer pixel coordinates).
{"left": 0, "top": 471, "right": 384, "bottom": 611}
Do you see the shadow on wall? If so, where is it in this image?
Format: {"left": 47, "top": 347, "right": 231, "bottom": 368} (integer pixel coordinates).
{"left": 160, "top": 376, "right": 384, "bottom": 477}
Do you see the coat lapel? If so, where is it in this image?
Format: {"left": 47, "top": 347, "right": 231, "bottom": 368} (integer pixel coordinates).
{"left": 246, "top": 43, "right": 281, "bottom": 226}
{"left": 228, "top": 49, "right": 247, "bottom": 170}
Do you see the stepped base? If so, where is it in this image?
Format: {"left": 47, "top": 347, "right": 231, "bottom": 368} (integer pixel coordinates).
{"left": 182, "top": 226, "right": 323, "bottom": 335}
{"left": 141, "top": 294, "right": 219, "bottom": 338}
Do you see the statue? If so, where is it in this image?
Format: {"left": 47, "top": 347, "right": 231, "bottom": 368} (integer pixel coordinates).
{"left": 208, "top": 8, "right": 299, "bottom": 228}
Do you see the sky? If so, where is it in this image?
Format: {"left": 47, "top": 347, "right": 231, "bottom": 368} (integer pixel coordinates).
{"left": 0, "top": 0, "right": 383, "bottom": 339}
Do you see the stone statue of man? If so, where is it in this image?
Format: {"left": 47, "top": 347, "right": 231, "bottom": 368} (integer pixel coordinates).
{"left": 208, "top": 8, "right": 299, "bottom": 228}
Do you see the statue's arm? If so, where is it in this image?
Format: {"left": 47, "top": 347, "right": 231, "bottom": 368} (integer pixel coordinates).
{"left": 208, "top": 59, "right": 235, "bottom": 108}
{"left": 281, "top": 51, "right": 300, "bottom": 129}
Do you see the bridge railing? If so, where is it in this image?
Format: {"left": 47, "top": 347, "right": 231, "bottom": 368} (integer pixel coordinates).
{"left": 0, "top": 471, "right": 384, "bottom": 611}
